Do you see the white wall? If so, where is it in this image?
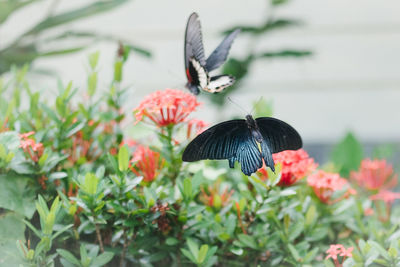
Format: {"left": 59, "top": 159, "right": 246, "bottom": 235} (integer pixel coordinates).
{"left": 2, "top": 0, "right": 400, "bottom": 143}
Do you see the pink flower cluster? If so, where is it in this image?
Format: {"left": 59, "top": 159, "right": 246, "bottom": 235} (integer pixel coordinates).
{"left": 257, "top": 149, "right": 317, "bottom": 186}
{"left": 325, "top": 244, "right": 353, "bottom": 267}
{"left": 19, "top": 131, "right": 44, "bottom": 162}
{"left": 130, "top": 145, "right": 164, "bottom": 182}
{"left": 134, "top": 89, "right": 201, "bottom": 127}
{"left": 307, "top": 171, "right": 355, "bottom": 204}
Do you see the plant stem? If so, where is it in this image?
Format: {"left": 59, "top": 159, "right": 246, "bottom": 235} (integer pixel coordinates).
{"left": 120, "top": 229, "right": 128, "bottom": 267}
{"left": 94, "top": 221, "right": 104, "bottom": 253}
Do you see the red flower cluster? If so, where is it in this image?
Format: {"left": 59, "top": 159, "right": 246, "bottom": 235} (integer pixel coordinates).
{"left": 186, "top": 119, "right": 208, "bottom": 139}
{"left": 19, "top": 131, "right": 44, "bottom": 162}
{"left": 130, "top": 145, "right": 163, "bottom": 182}
{"left": 307, "top": 170, "right": 355, "bottom": 204}
{"left": 134, "top": 89, "right": 200, "bottom": 127}
{"left": 257, "top": 149, "right": 317, "bottom": 186}
{"left": 350, "top": 158, "right": 397, "bottom": 191}
{"left": 325, "top": 244, "right": 353, "bottom": 267}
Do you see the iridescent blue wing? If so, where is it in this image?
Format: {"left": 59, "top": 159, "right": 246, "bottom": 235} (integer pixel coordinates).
{"left": 205, "top": 29, "right": 240, "bottom": 72}
{"left": 255, "top": 117, "right": 302, "bottom": 172}
{"left": 185, "top": 12, "right": 206, "bottom": 71}
{"left": 182, "top": 120, "right": 263, "bottom": 176}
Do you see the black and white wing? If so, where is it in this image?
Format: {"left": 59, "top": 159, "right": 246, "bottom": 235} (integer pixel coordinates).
{"left": 205, "top": 29, "right": 240, "bottom": 72}
{"left": 185, "top": 12, "right": 206, "bottom": 71}
{"left": 182, "top": 120, "right": 263, "bottom": 176}
{"left": 203, "top": 75, "right": 235, "bottom": 93}
{"left": 255, "top": 117, "right": 303, "bottom": 171}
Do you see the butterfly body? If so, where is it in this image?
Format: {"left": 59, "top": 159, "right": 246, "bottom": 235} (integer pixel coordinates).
{"left": 182, "top": 115, "right": 302, "bottom": 176}
{"left": 184, "top": 12, "right": 240, "bottom": 95}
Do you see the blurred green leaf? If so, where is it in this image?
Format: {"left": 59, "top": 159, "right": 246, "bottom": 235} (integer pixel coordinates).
{"left": 118, "top": 146, "right": 129, "bottom": 172}
{"left": 0, "top": 212, "right": 26, "bottom": 266}
{"left": 331, "top": 132, "right": 363, "bottom": 177}
{"left": 0, "top": 0, "right": 39, "bottom": 24}
{"left": 258, "top": 50, "right": 312, "bottom": 58}
{"left": 23, "top": 0, "right": 129, "bottom": 36}
{"left": 0, "top": 174, "right": 36, "bottom": 218}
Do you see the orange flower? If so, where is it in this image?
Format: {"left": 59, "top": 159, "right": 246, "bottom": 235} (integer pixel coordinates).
{"left": 307, "top": 171, "right": 354, "bottom": 204}
{"left": 257, "top": 149, "right": 317, "bottom": 186}
{"left": 133, "top": 89, "right": 201, "bottom": 127}
{"left": 186, "top": 119, "right": 208, "bottom": 139}
{"left": 350, "top": 159, "right": 397, "bottom": 191}
{"left": 199, "top": 182, "right": 233, "bottom": 209}
{"left": 325, "top": 244, "right": 353, "bottom": 267}
{"left": 130, "top": 145, "right": 163, "bottom": 182}
{"left": 19, "top": 132, "right": 44, "bottom": 162}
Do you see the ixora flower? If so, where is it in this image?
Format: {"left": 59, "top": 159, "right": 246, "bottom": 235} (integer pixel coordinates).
{"left": 186, "top": 119, "right": 208, "bottom": 139}
{"left": 133, "top": 88, "right": 201, "bottom": 127}
{"left": 257, "top": 149, "right": 317, "bottom": 186}
{"left": 370, "top": 190, "right": 400, "bottom": 205}
{"left": 350, "top": 158, "right": 397, "bottom": 191}
{"left": 130, "top": 145, "right": 163, "bottom": 182}
{"left": 325, "top": 244, "right": 353, "bottom": 266}
{"left": 307, "top": 171, "right": 355, "bottom": 204}
{"left": 18, "top": 131, "right": 44, "bottom": 162}
{"left": 199, "top": 182, "right": 234, "bottom": 209}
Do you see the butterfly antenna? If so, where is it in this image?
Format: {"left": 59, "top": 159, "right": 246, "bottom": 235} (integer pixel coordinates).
{"left": 227, "top": 97, "right": 250, "bottom": 115}
{"left": 249, "top": 96, "right": 264, "bottom": 115}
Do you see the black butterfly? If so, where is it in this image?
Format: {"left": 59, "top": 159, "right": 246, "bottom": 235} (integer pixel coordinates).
{"left": 182, "top": 115, "right": 302, "bottom": 176}
{"left": 184, "top": 12, "right": 240, "bottom": 95}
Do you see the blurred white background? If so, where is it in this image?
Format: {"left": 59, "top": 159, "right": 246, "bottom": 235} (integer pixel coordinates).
{"left": 1, "top": 0, "right": 400, "bottom": 144}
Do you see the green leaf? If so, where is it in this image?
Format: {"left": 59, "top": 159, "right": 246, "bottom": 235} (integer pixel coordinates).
{"left": 23, "top": 0, "right": 130, "bottom": 36}
{"left": 181, "top": 248, "right": 197, "bottom": 264}
{"left": 183, "top": 178, "right": 192, "bottom": 200}
{"left": 197, "top": 245, "right": 209, "bottom": 264}
{"left": 0, "top": 131, "right": 20, "bottom": 150}
{"left": 88, "top": 51, "right": 100, "bottom": 69}
{"left": 258, "top": 50, "right": 312, "bottom": 59}
{"left": 288, "top": 244, "right": 301, "bottom": 261}
{"left": 92, "top": 252, "right": 114, "bottom": 266}
{"left": 0, "top": 174, "right": 36, "bottom": 218}
{"left": 0, "top": 212, "right": 26, "bottom": 266}
{"left": 187, "top": 238, "right": 199, "bottom": 260}
{"left": 331, "top": 132, "right": 363, "bottom": 177}
{"left": 368, "top": 240, "right": 390, "bottom": 260}
{"left": 57, "top": 249, "right": 81, "bottom": 266}
{"left": 81, "top": 173, "right": 99, "bottom": 196}
{"left": 0, "top": 0, "right": 38, "bottom": 24}
{"left": 87, "top": 72, "right": 98, "bottom": 96}
{"left": 237, "top": 234, "right": 258, "bottom": 249}
{"left": 118, "top": 145, "right": 129, "bottom": 172}
{"left": 166, "top": 237, "right": 179, "bottom": 246}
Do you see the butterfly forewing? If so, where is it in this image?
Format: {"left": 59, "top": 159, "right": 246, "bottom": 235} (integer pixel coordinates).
{"left": 185, "top": 12, "right": 206, "bottom": 72}
{"left": 182, "top": 120, "right": 247, "bottom": 161}
{"left": 205, "top": 29, "right": 241, "bottom": 72}
{"left": 255, "top": 117, "right": 302, "bottom": 153}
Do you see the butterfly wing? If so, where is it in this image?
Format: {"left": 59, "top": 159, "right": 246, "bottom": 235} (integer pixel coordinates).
{"left": 203, "top": 75, "right": 235, "bottom": 93}
{"left": 182, "top": 120, "right": 263, "bottom": 176}
{"left": 205, "top": 29, "right": 240, "bottom": 72}
{"left": 185, "top": 12, "right": 206, "bottom": 72}
{"left": 255, "top": 117, "right": 303, "bottom": 171}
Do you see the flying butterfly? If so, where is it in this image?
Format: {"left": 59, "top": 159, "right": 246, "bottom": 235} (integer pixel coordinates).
{"left": 184, "top": 12, "right": 240, "bottom": 95}
{"left": 182, "top": 115, "right": 302, "bottom": 176}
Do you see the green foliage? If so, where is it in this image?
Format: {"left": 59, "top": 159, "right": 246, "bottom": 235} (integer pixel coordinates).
{"left": 0, "top": 0, "right": 150, "bottom": 75}
{"left": 209, "top": 0, "right": 312, "bottom": 105}
{"left": 0, "top": 49, "right": 399, "bottom": 267}
{"left": 331, "top": 132, "right": 363, "bottom": 177}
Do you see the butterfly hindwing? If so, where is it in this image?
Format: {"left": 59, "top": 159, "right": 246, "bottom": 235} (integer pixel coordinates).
{"left": 205, "top": 29, "right": 241, "bottom": 72}
{"left": 204, "top": 75, "right": 235, "bottom": 93}
{"left": 182, "top": 119, "right": 263, "bottom": 176}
